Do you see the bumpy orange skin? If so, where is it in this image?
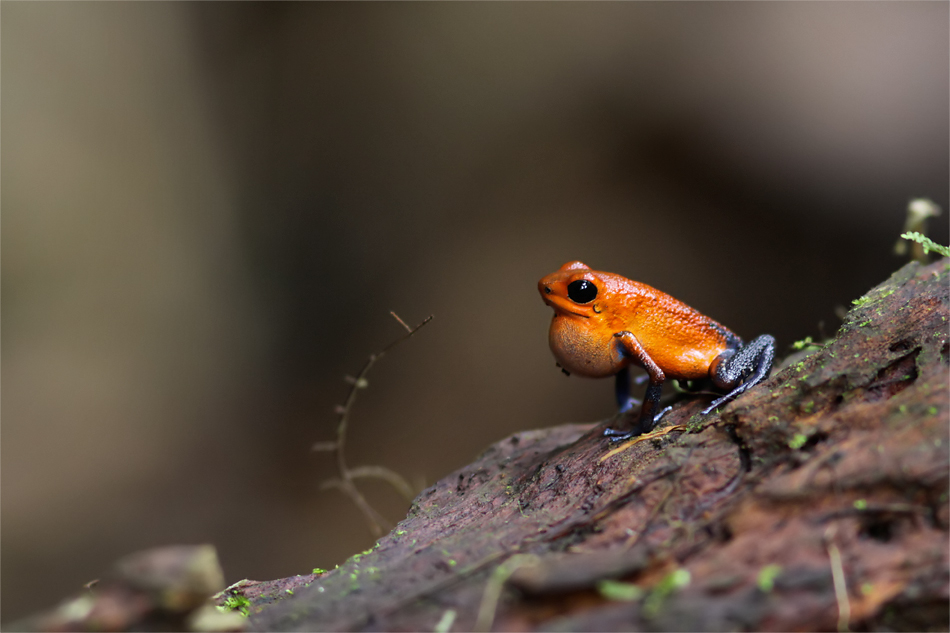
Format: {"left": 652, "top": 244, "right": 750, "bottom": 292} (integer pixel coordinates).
{"left": 538, "top": 261, "right": 735, "bottom": 380}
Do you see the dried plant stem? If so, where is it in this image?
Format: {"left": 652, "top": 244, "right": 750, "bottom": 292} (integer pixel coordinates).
{"left": 314, "top": 312, "right": 433, "bottom": 537}
{"left": 825, "top": 525, "right": 851, "bottom": 633}
{"left": 474, "top": 555, "right": 539, "bottom": 633}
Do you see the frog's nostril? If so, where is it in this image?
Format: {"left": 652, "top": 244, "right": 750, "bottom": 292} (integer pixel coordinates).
{"left": 544, "top": 286, "right": 552, "bottom": 294}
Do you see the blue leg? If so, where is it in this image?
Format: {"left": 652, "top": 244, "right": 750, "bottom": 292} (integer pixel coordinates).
{"left": 615, "top": 368, "right": 645, "bottom": 412}
{"left": 605, "top": 380, "right": 672, "bottom": 441}
{"left": 703, "top": 334, "right": 776, "bottom": 415}
{"left": 615, "top": 367, "right": 636, "bottom": 412}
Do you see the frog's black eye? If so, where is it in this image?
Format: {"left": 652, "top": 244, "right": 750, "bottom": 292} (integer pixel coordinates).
{"left": 567, "top": 279, "right": 597, "bottom": 304}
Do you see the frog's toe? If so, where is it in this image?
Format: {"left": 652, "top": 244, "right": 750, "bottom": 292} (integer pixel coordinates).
{"left": 603, "top": 426, "right": 635, "bottom": 442}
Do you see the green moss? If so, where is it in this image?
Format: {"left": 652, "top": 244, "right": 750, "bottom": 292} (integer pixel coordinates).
{"left": 853, "top": 499, "right": 868, "bottom": 510}
{"left": 788, "top": 433, "right": 808, "bottom": 450}
{"left": 218, "top": 593, "right": 251, "bottom": 617}
{"left": 791, "top": 336, "right": 821, "bottom": 350}
{"left": 686, "top": 414, "right": 705, "bottom": 432}
{"left": 756, "top": 564, "right": 782, "bottom": 593}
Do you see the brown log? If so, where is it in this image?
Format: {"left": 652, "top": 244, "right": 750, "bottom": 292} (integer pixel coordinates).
{"left": 247, "top": 258, "right": 949, "bottom": 632}
{"left": 11, "top": 259, "right": 949, "bottom": 632}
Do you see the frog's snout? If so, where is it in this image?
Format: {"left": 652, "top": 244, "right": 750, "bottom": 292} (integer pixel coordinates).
{"left": 538, "top": 280, "right": 554, "bottom": 303}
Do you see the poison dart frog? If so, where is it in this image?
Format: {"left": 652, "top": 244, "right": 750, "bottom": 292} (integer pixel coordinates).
{"left": 539, "top": 261, "right": 775, "bottom": 441}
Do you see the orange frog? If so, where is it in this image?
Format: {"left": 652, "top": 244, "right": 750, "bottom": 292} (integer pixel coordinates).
{"left": 539, "top": 261, "right": 775, "bottom": 441}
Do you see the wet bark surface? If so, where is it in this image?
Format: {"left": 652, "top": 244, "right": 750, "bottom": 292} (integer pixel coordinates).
{"left": 247, "top": 259, "right": 949, "bottom": 632}
{"left": 10, "top": 259, "right": 949, "bottom": 632}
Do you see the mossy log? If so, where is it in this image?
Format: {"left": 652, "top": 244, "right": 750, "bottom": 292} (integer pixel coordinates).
{"left": 248, "top": 259, "right": 948, "bottom": 632}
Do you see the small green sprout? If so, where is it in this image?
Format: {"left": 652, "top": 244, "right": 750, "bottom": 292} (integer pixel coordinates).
{"left": 312, "top": 568, "right": 327, "bottom": 574}
{"left": 757, "top": 564, "right": 782, "bottom": 593}
{"left": 643, "top": 569, "right": 690, "bottom": 618}
{"left": 597, "top": 580, "right": 644, "bottom": 602}
{"left": 853, "top": 499, "right": 868, "bottom": 510}
{"left": 900, "top": 232, "right": 950, "bottom": 258}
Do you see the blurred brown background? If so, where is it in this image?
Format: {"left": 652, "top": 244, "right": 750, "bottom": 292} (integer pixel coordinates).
{"left": 2, "top": 2, "right": 947, "bottom": 623}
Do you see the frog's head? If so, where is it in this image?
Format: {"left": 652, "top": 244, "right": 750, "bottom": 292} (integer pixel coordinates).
{"left": 538, "top": 261, "right": 611, "bottom": 321}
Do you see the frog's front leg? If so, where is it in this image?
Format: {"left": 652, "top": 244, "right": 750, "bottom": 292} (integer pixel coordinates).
{"left": 604, "top": 331, "right": 671, "bottom": 441}
{"left": 703, "top": 334, "right": 776, "bottom": 415}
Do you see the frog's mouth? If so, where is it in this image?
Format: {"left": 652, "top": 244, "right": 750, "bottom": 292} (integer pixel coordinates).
{"left": 542, "top": 294, "right": 590, "bottom": 319}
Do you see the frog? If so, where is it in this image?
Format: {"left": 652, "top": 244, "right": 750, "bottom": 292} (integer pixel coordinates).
{"left": 539, "top": 261, "right": 775, "bottom": 441}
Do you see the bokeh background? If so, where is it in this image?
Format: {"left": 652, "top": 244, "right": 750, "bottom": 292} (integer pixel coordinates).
{"left": 2, "top": 2, "right": 947, "bottom": 623}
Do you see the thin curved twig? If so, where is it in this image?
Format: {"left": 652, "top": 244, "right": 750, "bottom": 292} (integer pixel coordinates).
{"left": 313, "top": 311, "right": 433, "bottom": 537}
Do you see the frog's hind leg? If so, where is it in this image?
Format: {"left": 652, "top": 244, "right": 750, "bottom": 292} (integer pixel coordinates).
{"left": 604, "top": 378, "right": 671, "bottom": 440}
{"left": 614, "top": 367, "right": 648, "bottom": 412}
{"left": 702, "top": 334, "right": 776, "bottom": 415}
